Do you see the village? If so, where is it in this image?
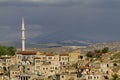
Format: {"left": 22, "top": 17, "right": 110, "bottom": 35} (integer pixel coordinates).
{"left": 0, "top": 17, "right": 119, "bottom": 80}
{"left": 0, "top": 47, "right": 120, "bottom": 80}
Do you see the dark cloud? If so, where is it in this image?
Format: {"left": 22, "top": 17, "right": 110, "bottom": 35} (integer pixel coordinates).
{"left": 87, "top": 0, "right": 120, "bottom": 9}
{"left": 0, "top": 0, "right": 82, "bottom": 7}
{"left": 0, "top": 0, "right": 120, "bottom": 8}
{"left": 0, "top": 0, "right": 120, "bottom": 42}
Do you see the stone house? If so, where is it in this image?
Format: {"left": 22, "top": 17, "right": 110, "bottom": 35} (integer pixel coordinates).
{"left": 56, "top": 73, "right": 77, "bottom": 80}
{"left": 0, "top": 56, "right": 14, "bottom": 69}
{"left": 69, "top": 50, "right": 80, "bottom": 64}
{"left": 59, "top": 53, "right": 69, "bottom": 66}
{"left": 16, "top": 51, "right": 37, "bottom": 65}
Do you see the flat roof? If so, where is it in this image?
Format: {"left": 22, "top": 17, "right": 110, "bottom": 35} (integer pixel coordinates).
{"left": 16, "top": 51, "right": 37, "bottom": 55}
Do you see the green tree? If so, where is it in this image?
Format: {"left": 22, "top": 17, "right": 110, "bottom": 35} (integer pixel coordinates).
{"left": 0, "top": 46, "right": 7, "bottom": 56}
{"left": 102, "top": 47, "right": 109, "bottom": 53}
{"left": 7, "top": 46, "right": 16, "bottom": 56}
{"left": 111, "top": 74, "right": 120, "bottom": 80}
{"left": 94, "top": 49, "right": 101, "bottom": 53}
{"left": 86, "top": 51, "right": 94, "bottom": 58}
{"left": 0, "top": 45, "right": 16, "bottom": 56}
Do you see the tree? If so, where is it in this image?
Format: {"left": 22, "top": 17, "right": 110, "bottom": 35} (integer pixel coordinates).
{"left": 0, "top": 46, "right": 7, "bottom": 56}
{"left": 111, "top": 74, "right": 120, "bottom": 80}
{"left": 7, "top": 46, "right": 16, "bottom": 56}
{"left": 86, "top": 51, "right": 94, "bottom": 58}
{"left": 102, "top": 47, "right": 109, "bottom": 53}
{"left": 94, "top": 49, "right": 101, "bottom": 53}
{"left": 0, "top": 45, "right": 16, "bottom": 56}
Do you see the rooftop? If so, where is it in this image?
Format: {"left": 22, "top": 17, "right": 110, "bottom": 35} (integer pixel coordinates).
{"left": 46, "top": 54, "right": 55, "bottom": 56}
{"left": 16, "top": 51, "right": 37, "bottom": 55}
{"left": 60, "top": 53, "right": 69, "bottom": 56}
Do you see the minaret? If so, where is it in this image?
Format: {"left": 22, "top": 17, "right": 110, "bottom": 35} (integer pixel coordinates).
{"left": 22, "top": 17, "right": 25, "bottom": 51}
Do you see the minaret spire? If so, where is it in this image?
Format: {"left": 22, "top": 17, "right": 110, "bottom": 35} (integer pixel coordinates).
{"left": 22, "top": 17, "right": 25, "bottom": 51}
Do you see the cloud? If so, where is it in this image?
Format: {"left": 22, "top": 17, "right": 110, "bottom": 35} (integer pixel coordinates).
{"left": 0, "top": 0, "right": 120, "bottom": 42}
{"left": 0, "top": 0, "right": 120, "bottom": 8}
{"left": 26, "top": 25, "right": 43, "bottom": 39}
{"left": 0, "top": 25, "right": 42, "bottom": 42}
{"left": 0, "top": 26, "right": 20, "bottom": 41}
{"left": 87, "top": 0, "right": 120, "bottom": 9}
{"left": 0, "top": 0, "right": 82, "bottom": 7}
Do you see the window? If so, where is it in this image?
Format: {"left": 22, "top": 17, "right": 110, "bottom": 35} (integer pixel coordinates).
{"left": 80, "top": 56, "right": 83, "bottom": 59}
{"left": 53, "top": 67, "right": 54, "bottom": 69}
{"left": 48, "top": 57, "right": 52, "bottom": 59}
{"left": 43, "top": 57, "right": 46, "bottom": 60}
{"left": 62, "top": 75, "right": 64, "bottom": 78}
{"left": 106, "top": 71, "right": 108, "bottom": 74}
{"left": 8, "top": 63, "right": 10, "bottom": 66}
{"left": 2, "top": 63, "right": 6, "bottom": 66}
{"left": 18, "top": 56, "right": 21, "bottom": 59}
{"left": 113, "top": 63, "right": 117, "bottom": 66}
{"left": 88, "top": 76, "right": 92, "bottom": 79}
{"left": 27, "top": 68, "right": 30, "bottom": 70}
{"left": 51, "top": 70, "right": 53, "bottom": 72}
{"left": 65, "top": 57, "right": 68, "bottom": 60}
{"left": 97, "top": 76, "right": 99, "bottom": 79}
{"left": 107, "top": 64, "right": 109, "bottom": 67}
{"left": 50, "top": 67, "right": 52, "bottom": 69}
{"left": 55, "top": 67, "right": 57, "bottom": 70}
{"left": 9, "top": 60, "right": 11, "bottom": 62}
{"left": 59, "top": 57, "right": 61, "bottom": 61}
{"left": 23, "top": 56, "right": 26, "bottom": 60}
{"left": 36, "top": 60, "right": 40, "bottom": 63}
{"left": 36, "top": 66, "right": 40, "bottom": 69}
{"left": 8, "top": 60, "right": 10, "bottom": 62}
{"left": 94, "top": 76, "right": 96, "bottom": 79}
{"left": 15, "top": 72, "right": 17, "bottom": 74}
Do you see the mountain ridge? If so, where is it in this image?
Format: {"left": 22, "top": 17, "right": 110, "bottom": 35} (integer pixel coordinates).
{"left": 0, "top": 40, "right": 94, "bottom": 48}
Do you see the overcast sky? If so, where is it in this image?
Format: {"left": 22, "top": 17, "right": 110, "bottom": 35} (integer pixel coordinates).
{"left": 0, "top": 0, "right": 120, "bottom": 42}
